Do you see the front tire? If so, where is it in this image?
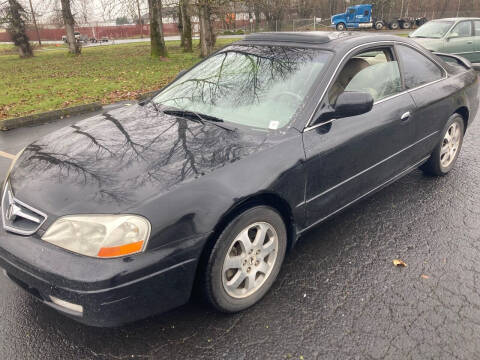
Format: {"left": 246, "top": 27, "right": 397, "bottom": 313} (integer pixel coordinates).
{"left": 375, "top": 21, "right": 384, "bottom": 30}
{"left": 422, "top": 113, "right": 465, "bottom": 176}
{"left": 204, "top": 206, "right": 287, "bottom": 313}
{"left": 336, "top": 23, "right": 346, "bottom": 31}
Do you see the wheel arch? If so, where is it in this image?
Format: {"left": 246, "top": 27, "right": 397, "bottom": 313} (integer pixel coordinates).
{"left": 454, "top": 106, "right": 469, "bottom": 132}
{"left": 192, "top": 192, "right": 297, "bottom": 297}
{"left": 210, "top": 192, "right": 296, "bottom": 253}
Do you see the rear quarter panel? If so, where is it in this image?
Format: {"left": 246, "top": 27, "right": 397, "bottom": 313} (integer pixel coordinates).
{"left": 408, "top": 68, "right": 478, "bottom": 158}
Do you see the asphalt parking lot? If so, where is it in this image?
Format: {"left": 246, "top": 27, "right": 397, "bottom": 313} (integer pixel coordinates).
{"left": 1, "top": 105, "right": 480, "bottom": 359}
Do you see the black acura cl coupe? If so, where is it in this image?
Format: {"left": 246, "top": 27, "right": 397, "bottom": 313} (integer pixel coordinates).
{"left": 1, "top": 32, "right": 478, "bottom": 327}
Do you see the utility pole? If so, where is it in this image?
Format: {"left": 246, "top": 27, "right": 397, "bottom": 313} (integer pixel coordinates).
{"left": 27, "top": 0, "right": 41, "bottom": 46}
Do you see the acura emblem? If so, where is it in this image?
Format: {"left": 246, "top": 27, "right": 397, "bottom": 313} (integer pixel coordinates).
{"left": 6, "top": 190, "right": 20, "bottom": 222}
{"left": 4, "top": 188, "right": 41, "bottom": 224}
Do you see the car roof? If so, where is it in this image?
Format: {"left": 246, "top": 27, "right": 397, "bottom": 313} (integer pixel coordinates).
{"left": 244, "top": 31, "right": 354, "bottom": 44}
{"left": 242, "top": 31, "right": 416, "bottom": 49}
{"left": 432, "top": 17, "right": 480, "bottom": 21}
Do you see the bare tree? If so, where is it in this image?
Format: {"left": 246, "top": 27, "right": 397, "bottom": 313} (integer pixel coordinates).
{"left": 5, "top": 0, "right": 33, "bottom": 58}
{"left": 60, "top": 0, "right": 81, "bottom": 55}
{"left": 27, "top": 0, "right": 41, "bottom": 45}
{"left": 136, "top": 0, "right": 144, "bottom": 38}
{"left": 98, "top": 0, "right": 119, "bottom": 22}
{"left": 180, "top": 0, "right": 192, "bottom": 52}
{"left": 197, "top": 0, "right": 216, "bottom": 57}
{"left": 148, "top": 0, "right": 168, "bottom": 57}
{"left": 75, "top": 0, "right": 91, "bottom": 24}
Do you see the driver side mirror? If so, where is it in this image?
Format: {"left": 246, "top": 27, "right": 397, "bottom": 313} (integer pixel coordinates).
{"left": 447, "top": 33, "right": 458, "bottom": 40}
{"left": 315, "top": 91, "right": 374, "bottom": 124}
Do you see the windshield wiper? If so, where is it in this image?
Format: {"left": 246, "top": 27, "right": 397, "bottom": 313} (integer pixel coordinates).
{"left": 163, "top": 109, "right": 236, "bottom": 131}
{"left": 163, "top": 109, "right": 205, "bottom": 124}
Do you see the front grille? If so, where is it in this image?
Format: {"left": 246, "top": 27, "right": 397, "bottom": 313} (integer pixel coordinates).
{"left": 1, "top": 182, "right": 47, "bottom": 236}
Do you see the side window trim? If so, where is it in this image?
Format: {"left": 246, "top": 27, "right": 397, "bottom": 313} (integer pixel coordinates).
{"left": 304, "top": 41, "right": 448, "bottom": 131}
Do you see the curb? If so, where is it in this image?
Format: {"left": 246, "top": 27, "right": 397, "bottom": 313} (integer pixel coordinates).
{"left": 0, "top": 102, "right": 102, "bottom": 131}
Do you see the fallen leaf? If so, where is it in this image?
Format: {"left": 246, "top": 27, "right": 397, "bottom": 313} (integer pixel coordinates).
{"left": 393, "top": 259, "right": 407, "bottom": 267}
{"left": 421, "top": 274, "right": 429, "bottom": 279}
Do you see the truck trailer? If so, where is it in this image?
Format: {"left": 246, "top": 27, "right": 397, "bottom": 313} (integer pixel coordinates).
{"left": 331, "top": 4, "right": 428, "bottom": 31}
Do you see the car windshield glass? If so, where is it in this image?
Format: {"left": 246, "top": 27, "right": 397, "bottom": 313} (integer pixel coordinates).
{"left": 410, "top": 20, "right": 454, "bottom": 38}
{"left": 153, "top": 45, "right": 332, "bottom": 130}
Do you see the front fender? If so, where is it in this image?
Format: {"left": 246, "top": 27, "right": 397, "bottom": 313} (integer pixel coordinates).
{"left": 135, "top": 132, "right": 306, "bottom": 252}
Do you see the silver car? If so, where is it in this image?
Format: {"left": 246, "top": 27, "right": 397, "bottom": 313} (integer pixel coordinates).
{"left": 410, "top": 18, "right": 480, "bottom": 63}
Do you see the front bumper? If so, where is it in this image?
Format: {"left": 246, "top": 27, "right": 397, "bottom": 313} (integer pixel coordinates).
{"left": 0, "top": 228, "right": 207, "bottom": 327}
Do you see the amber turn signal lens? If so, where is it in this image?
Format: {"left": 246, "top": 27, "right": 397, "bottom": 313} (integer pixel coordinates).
{"left": 97, "top": 240, "right": 144, "bottom": 258}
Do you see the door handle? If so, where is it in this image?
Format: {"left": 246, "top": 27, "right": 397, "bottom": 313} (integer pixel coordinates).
{"left": 401, "top": 111, "right": 411, "bottom": 121}
{"left": 467, "top": 41, "right": 473, "bottom": 44}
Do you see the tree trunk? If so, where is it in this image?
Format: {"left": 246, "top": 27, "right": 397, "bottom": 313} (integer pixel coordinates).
{"left": 254, "top": 6, "right": 260, "bottom": 31}
{"left": 60, "top": 0, "right": 81, "bottom": 55}
{"left": 178, "top": 4, "right": 185, "bottom": 48}
{"left": 7, "top": 0, "right": 33, "bottom": 58}
{"left": 27, "top": 0, "right": 41, "bottom": 46}
{"left": 136, "top": 0, "right": 143, "bottom": 38}
{"left": 180, "top": 0, "right": 193, "bottom": 52}
{"left": 148, "top": 0, "right": 168, "bottom": 58}
{"left": 198, "top": 0, "right": 216, "bottom": 58}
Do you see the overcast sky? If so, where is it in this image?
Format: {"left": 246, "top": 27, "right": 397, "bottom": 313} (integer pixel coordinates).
{"left": 25, "top": 0, "right": 154, "bottom": 24}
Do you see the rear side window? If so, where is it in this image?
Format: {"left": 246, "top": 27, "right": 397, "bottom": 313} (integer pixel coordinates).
{"left": 474, "top": 21, "right": 480, "bottom": 36}
{"left": 450, "top": 21, "right": 472, "bottom": 37}
{"left": 396, "top": 45, "right": 444, "bottom": 89}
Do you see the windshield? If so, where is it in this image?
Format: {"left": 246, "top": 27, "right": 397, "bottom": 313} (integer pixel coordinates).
{"left": 410, "top": 20, "right": 454, "bottom": 38}
{"left": 153, "top": 45, "right": 332, "bottom": 130}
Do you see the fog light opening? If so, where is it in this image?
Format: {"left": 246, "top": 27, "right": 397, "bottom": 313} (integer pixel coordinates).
{"left": 50, "top": 296, "right": 84, "bottom": 314}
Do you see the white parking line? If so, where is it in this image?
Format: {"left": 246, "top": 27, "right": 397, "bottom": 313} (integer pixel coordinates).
{"left": 0, "top": 151, "right": 15, "bottom": 160}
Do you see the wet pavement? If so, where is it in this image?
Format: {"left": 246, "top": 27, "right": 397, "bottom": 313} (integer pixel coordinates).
{"left": 1, "top": 106, "right": 480, "bottom": 359}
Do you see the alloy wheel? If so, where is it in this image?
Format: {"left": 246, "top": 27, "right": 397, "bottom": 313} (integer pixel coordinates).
{"left": 440, "top": 122, "right": 461, "bottom": 168}
{"left": 222, "top": 222, "right": 278, "bottom": 299}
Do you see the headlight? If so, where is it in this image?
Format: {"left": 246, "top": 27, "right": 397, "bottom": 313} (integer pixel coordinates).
{"left": 42, "top": 215, "right": 151, "bottom": 258}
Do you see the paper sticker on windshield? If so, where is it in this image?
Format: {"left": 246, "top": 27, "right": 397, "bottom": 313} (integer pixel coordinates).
{"left": 269, "top": 121, "right": 280, "bottom": 130}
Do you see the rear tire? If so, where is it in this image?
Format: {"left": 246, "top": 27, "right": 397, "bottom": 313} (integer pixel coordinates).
{"left": 422, "top": 113, "right": 465, "bottom": 176}
{"left": 203, "top": 206, "right": 287, "bottom": 313}
{"left": 401, "top": 21, "right": 411, "bottom": 29}
{"left": 390, "top": 21, "right": 399, "bottom": 30}
{"left": 336, "top": 23, "right": 346, "bottom": 31}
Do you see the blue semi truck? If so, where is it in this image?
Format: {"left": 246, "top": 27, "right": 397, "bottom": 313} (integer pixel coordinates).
{"left": 331, "top": 4, "right": 427, "bottom": 31}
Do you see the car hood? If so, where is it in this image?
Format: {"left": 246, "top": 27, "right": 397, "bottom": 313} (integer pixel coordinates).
{"left": 411, "top": 37, "right": 444, "bottom": 51}
{"left": 8, "top": 104, "right": 272, "bottom": 216}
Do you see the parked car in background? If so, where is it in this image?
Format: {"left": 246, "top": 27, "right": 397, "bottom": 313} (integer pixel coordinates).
{"left": 1, "top": 32, "right": 478, "bottom": 327}
{"left": 62, "top": 31, "right": 89, "bottom": 44}
{"left": 410, "top": 18, "right": 480, "bottom": 63}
